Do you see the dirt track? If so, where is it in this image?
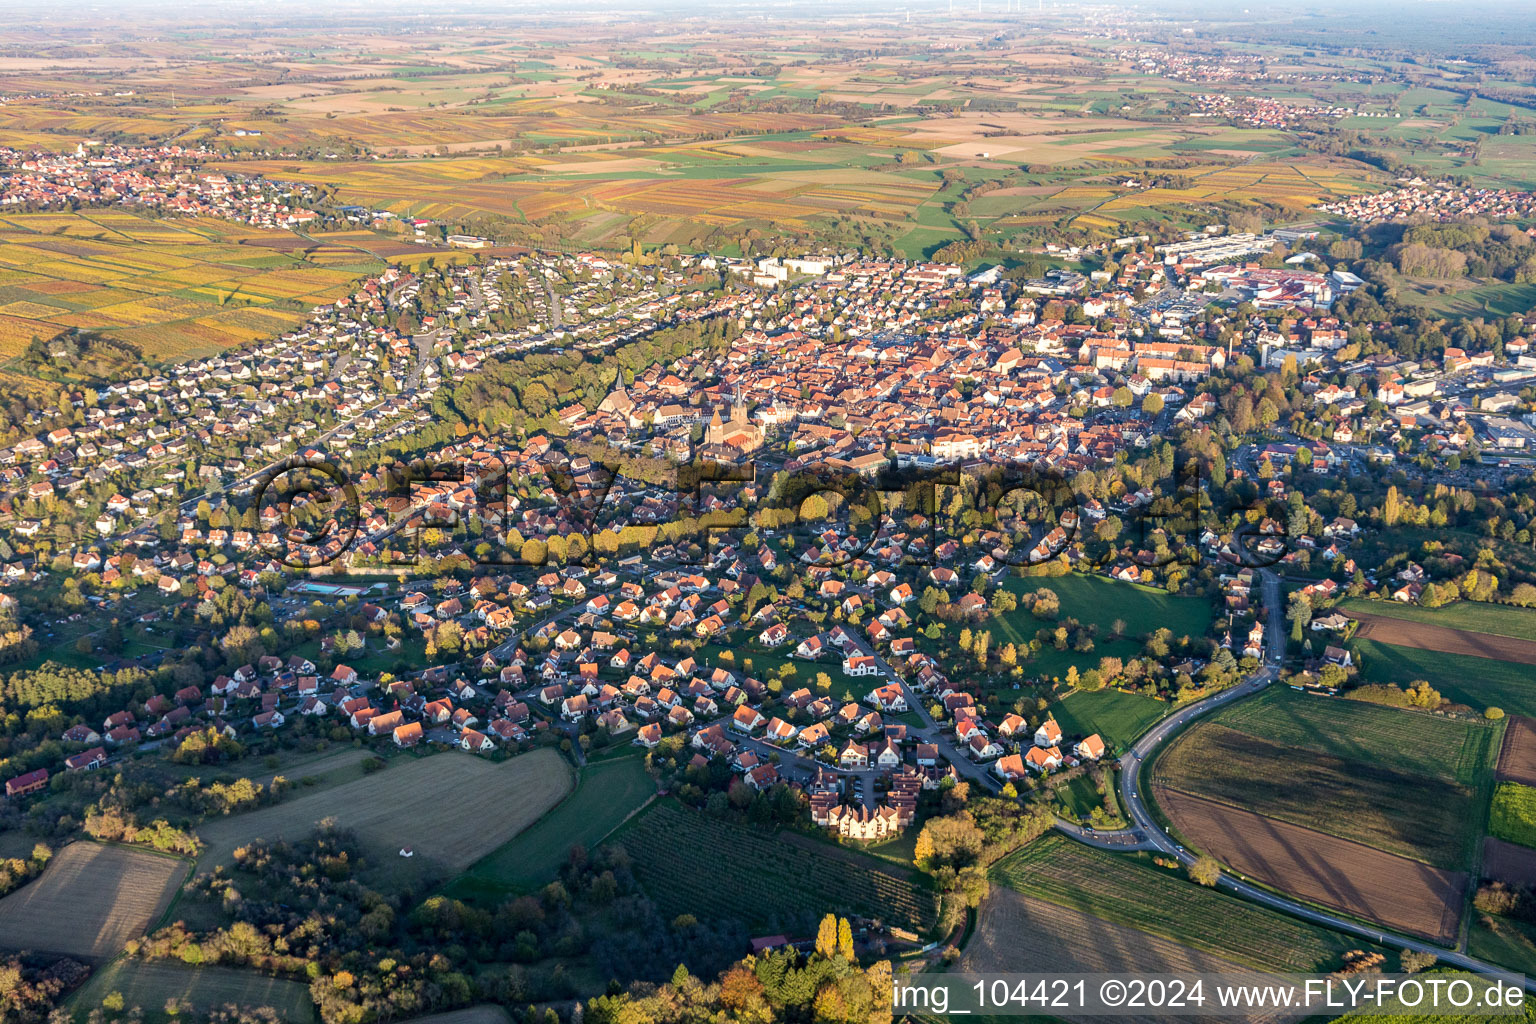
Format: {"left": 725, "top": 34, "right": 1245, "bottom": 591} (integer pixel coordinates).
{"left": 1158, "top": 788, "right": 1465, "bottom": 944}
{"left": 1350, "top": 612, "right": 1536, "bottom": 665}
{"left": 1497, "top": 717, "right": 1536, "bottom": 787}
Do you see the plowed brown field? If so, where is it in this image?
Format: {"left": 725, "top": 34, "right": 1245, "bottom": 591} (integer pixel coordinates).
{"left": 1483, "top": 838, "right": 1536, "bottom": 888}
{"left": 1497, "top": 717, "right": 1536, "bottom": 787}
{"left": 1350, "top": 612, "right": 1536, "bottom": 665}
{"left": 1158, "top": 789, "right": 1465, "bottom": 944}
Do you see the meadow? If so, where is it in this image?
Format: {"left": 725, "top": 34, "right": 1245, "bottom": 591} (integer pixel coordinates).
{"left": 1210, "top": 687, "right": 1494, "bottom": 787}
{"left": 1352, "top": 639, "right": 1536, "bottom": 716}
{"left": 1048, "top": 688, "right": 1167, "bottom": 753}
{"left": 443, "top": 749, "right": 653, "bottom": 901}
{"left": 67, "top": 960, "right": 316, "bottom": 1024}
{"left": 996, "top": 573, "right": 1214, "bottom": 641}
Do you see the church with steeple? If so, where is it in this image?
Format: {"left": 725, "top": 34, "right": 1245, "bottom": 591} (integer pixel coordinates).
{"left": 703, "top": 397, "right": 765, "bottom": 456}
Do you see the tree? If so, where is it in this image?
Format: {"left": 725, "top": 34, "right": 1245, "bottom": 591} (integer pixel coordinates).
{"left": 837, "top": 917, "right": 854, "bottom": 960}
{"left": 1188, "top": 855, "right": 1220, "bottom": 887}
{"left": 913, "top": 827, "right": 935, "bottom": 869}
{"left": 815, "top": 913, "right": 838, "bottom": 958}
{"left": 1142, "top": 392, "right": 1164, "bottom": 415}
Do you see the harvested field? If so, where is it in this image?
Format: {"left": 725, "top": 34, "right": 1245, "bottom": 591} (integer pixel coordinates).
{"left": 0, "top": 842, "right": 188, "bottom": 960}
{"left": 963, "top": 888, "right": 1307, "bottom": 1024}
{"left": 1484, "top": 838, "right": 1536, "bottom": 888}
{"left": 195, "top": 749, "right": 572, "bottom": 886}
{"left": 1349, "top": 611, "right": 1536, "bottom": 665}
{"left": 1498, "top": 718, "right": 1536, "bottom": 787}
{"left": 1157, "top": 789, "right": 1464, "bottom": 944}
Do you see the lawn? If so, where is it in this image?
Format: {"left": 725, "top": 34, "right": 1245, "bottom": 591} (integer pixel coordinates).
{"left": 1352, "top": 638, "right": 1536, "bottom": 716}
{"left": 1338, "top": 598, "right": 1536, "bottom": 642}
{"left": 1053, "top": 774, "right": 1104, "bottom": 821}
{"left": 67, "top": 960, "right": 315, "bottom": 1024}
{"left": 1491, "top": 782, "right": 1536, "bottom": 849}
{"left": 995, "top": 574, "right": 1214, "bottom": 643}
{"left": 605, "top": 800, "right": 937, "bottom": 934}
{"left": 990, "top": 834, "right": 1369, "bottom": 973}
{"left": 1049, "top": 688, "right": 1168, "bottom": 753}
{"left": 444, "top": 749, "right": 653, "bottom": 901}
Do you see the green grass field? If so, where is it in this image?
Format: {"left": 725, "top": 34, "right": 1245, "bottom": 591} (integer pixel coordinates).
{"left": 1352, "top": 639, "right": 1536, "bottom": 716}
{"left": 996, "top": 574, "right": 1214, "bottom": 642}
{"left": 1338, "top": 598, "right": 1536, "bottom": 641}
{"left": 1210, "top": 687, "right": 1494, "bottom": 787}
{"left": 68, "top": 960, "right": 315, "bottom": 1024}
{"left": 1470, "top": 914, "right": 1536, "bottom": 978}
{"left": 1154, "top": 722, "right": 1482, "bottom": 868}
{"left": 990, "top": 835, "right": 1368, "bottom": 973}
{"left": 1053, "top": 775, "right": 1105, "bottom": 821}
{"left": 607, "top": 800, "right": 938, "bottom": 934}
{"left": 444, "top": 750, "right": 653, "bottom": 901}
{"left": 1491, "top": 783, "right": 1536, "bottom": 849}
{"left": 1049, "top": 688, "right": 1167, "bottom": 753}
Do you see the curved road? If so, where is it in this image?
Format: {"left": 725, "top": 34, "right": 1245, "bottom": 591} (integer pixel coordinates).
{"left": 1083, "top": 568, "right": 1532, "bottom": 989}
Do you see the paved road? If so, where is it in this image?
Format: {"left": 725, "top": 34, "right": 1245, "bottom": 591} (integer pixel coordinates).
{"left": 1083, "top": 568, "right": 1534, "bottom": 988}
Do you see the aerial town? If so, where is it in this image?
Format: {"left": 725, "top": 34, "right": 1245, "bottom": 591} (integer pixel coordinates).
{"left": 1, "top": 3, "right": 1536, "bottom": 1024}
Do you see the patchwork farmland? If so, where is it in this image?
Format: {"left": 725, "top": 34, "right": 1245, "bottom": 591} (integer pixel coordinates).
{"left": 0, "top": 211, "right": 382, "bottom": 360}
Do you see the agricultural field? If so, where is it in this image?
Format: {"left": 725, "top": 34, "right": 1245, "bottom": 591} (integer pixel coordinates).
{"left": 1156, "top": 790, "right": 1465, "bottom": 944}
{"left": 397, "top": 1008, "right": 513, "bottom": 1024}
{"left": 1347, "top": 610, "right": 1536, "bottom": 667}
{"left": 1491, "top": 783, "right": 1536, "bottom": 850}
{"left": 606, "top": 800, "right": 938, "bottom": 934}
{"left": 1352, "top": 639, "right": 1536, "bottom": 717}
{"left": 1209, "top": 687, "right": 1494, "bottom": 788}
{"left": 1154, "top": 722, "right": 1478, "bottom": 866}
{"left": 67, "top": 960, "right": 316, "bottom": 1024}
{"left": 989, "top": 834, "right": 1368, "bottom": 973}
{"left": 1048, "top": 688, "right": 1167, "bottom": 753}
{"left": 0, "top": 211, "right": 383, "bottom": 361}
{"left": 0, "top": 842, "right": 188, "bottom": 960}
{"left": 194, "top": 748, "right": 573, "bottom": 888}
{"left": 444, "top": 749, "right": 653, "bottom": 901}
{"left": 962, "top": 888, "right": 1311, "bottom": 1024}
{"left": 1483, "top": 838, "right": 1536, "bottom": 888}
{"left": 1497, "top": 717, "right": 1536, "bottom": 788}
